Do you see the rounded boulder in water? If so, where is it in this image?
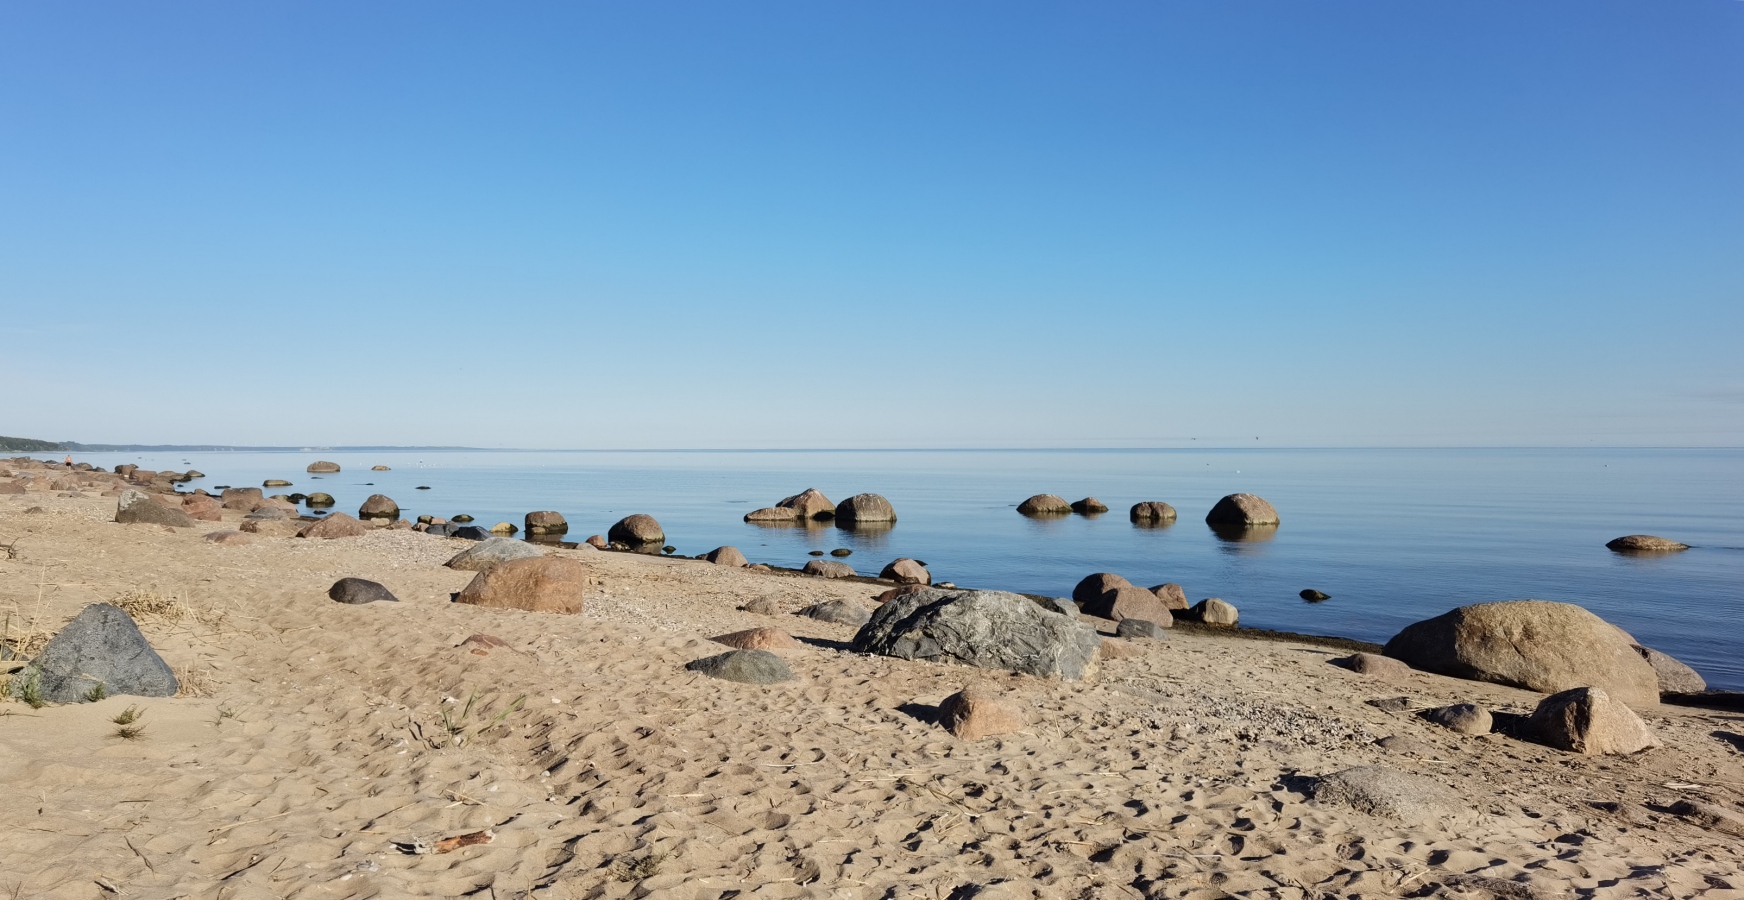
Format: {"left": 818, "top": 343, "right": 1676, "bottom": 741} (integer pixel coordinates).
{"left": 1205, "top": 493, "right": 1279, "bottom": 528}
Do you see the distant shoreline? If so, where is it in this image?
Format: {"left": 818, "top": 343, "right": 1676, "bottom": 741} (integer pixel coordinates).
{"left": 11, "top": 443, "right": 1744, "bottom": 454}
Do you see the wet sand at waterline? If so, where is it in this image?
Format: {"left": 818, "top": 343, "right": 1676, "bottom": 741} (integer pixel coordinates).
{"left": 2, "top": 488, "right": 1742, "bottom": 898}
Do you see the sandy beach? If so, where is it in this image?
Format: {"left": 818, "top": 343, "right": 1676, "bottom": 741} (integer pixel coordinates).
{"left": 3, "top": 462, "right": 1742, "bottom": 900}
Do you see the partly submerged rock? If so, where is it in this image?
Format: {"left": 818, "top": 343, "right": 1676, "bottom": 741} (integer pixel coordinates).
{"left": 1301, "top": 588, "right": 1331, "bottom": 602}
{"left": 685, "top": 649, "right": 793, "bottom": 684}
{"left": 524, "top": 510, "right": 568, "bottom": 535}
{"left": 1129, "top": 501, "right": 1177, "bottom": 523}
{"left": 358, "top": 494, "right": 399, "bottom": 523}
{"left": 1383, "top": 600, "right": 1659, "bottom": 707}
{"left": 1070, "top": 497, "right": 1108, "bottom": 515}
{"left": 306, "top": 460, "right": 341, "bottom": 473}
{"left": 1017, "top": 494, "right": 1071, "bottom": 516}
{"left": 1205, "top": 493, "right": 1280, "bottom": 529}
{"left": 608, "top": 514, "right": 664, "bottom": 545}
{"left": 1606, "top": 535, "right": 1689, "bottom": 554}
{"left": 6, "top": 604, "right": 178, "bottom": 703}
{"left": 776, "top": 488, "right": 835, "bottom": 519}
{"left": 851, "top": 588, "right": 1102, "bottom": 682}
{"left": 835, "top": 493, "right": 896, "bottom": 524}
{"left": 745, "top": 506, "right": 802, "bottom": 523}
{"left": 445, "top": 537, "right": 546, "bottom": 572}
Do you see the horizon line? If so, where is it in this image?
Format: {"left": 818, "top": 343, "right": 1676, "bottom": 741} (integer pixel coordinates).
{"left": 21, "top": 444, "right": 1744, "bottom": 453}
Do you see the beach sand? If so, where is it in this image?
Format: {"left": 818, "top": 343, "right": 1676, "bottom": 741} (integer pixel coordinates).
{"left": 2, "top": 469, "right": 1742, "bottom": 898}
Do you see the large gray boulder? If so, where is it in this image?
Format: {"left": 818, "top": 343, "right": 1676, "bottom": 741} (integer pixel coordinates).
{"left": 1382, "top": 600, "right": 1660, "bottom": 707}
{"left": 115, "top": 490, "right": 196, "bottom": 527}
{"left": 445, "top": 537, "right": 547, "bottom": 572}
{"left": 851, "top": 588, "right": 1102, "bottom": 681}
{"left": 835, "top": 493, "right": 896, "bottom": 524}
{"left": 6, "top": 604, "right": 178, "bottom": 703}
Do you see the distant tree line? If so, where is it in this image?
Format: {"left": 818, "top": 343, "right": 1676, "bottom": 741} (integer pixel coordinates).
{"left": 0, "top": 435, "right": 68, "bottom": 452}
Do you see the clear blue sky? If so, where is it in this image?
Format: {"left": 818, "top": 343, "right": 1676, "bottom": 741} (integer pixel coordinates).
{"left": 2, "top": 2, "right": 1740, "bottom": 448}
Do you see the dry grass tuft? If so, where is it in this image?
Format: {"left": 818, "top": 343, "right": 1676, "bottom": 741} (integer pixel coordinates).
{"left": 112, "top": 589, "right": 194, "bottom": 623}
{"left": 609, "top": 851, "right": 666, "bottom": 882}
{"left": 174, "top": 663, "right": 213, "bottom": 698}
{"left": 112, "top": 586, "right": 230, "bottom": 632}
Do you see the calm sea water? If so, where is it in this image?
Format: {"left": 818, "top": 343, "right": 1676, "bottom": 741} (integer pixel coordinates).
{"left": 78, "top": 448, "right": 1744, "bottom": 690}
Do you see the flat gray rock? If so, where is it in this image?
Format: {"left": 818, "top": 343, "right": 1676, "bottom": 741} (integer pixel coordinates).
{"left": 1309, "top": 765, "right": 1467, "bottom": 824}
{"left": 328, "top": 577, "right": 400, "bottom": 604}
{"left": 6, "top": 603, "right": 178, "bottom": 703}
{"left": 445, "top": 537, "right": 546, "bottom": 572}
{"left": 1116, "top": 618, "right": 1168, "bottom": 640}
{"left": 852, "top": 588, "right": 1102, "bottom": 682}
{"left": 801, "top": 599, "right": 872, "bottom": 627}
{"left": 685, "top": 649, "right": 793, "bottom": 684}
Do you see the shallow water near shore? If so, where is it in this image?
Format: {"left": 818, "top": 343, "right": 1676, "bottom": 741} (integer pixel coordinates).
{"left": 81, "top": 447, "right": 1744, "bottom": 689}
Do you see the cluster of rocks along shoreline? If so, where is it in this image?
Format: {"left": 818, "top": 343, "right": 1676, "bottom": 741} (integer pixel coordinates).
{"left": 3, "top": 454, "right": 1739, "bottom": 897}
